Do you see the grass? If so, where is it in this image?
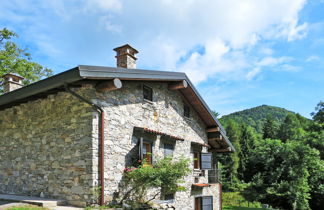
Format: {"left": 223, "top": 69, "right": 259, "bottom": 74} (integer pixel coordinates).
{"left": 222, "top": 192, "right": 263, "bottom": 208}
{"left": 4, "top": 204, "right": 49, "bottom": 210}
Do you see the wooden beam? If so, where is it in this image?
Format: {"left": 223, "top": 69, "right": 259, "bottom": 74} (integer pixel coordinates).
{"left": 168, "top": 80, "right": 188, "bottom": 90}
{"left": 208, "top": 137, "right": 222, "bottom": 141}
{"left": 209, "top": 147, "right": 232, "bottom": 153}
{"left": 206, "top": 127, "right": 220, "bottom": 132}
{"left": 96, "top": 78, "right": 122, "bottom": 92}
{"left": 208, "top": 131, "right": 222, "bottom": 139}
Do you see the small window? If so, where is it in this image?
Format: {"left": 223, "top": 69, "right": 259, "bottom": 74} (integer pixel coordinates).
{"left": 193, "top": 151, "right": 201, "bottom": 169}
{"left": 195, "top": 196, "right": 213, "bottom": 210}
{"left": 164, "top": 143, "right": 174, "bottom": 158}
{"left": 184, "top": 104, "right": 190, "bottom": 118}
{"left": 163, "top": 193, "right": 174, "bottom": 200}
{"left": 143, "top": 85, "right": 153, "bottom": 101}
{"left": 142, "top": 142, "right": 152, "bottom": 164}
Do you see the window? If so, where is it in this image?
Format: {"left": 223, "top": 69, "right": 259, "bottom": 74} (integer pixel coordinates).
{"left": 193, "top": 151, "right": 201, "bottom": 169}
{"left": 162, "top": 192, "right": 174, "bottom": 200}
{"left": 142, "top": 142, "right": 152, "bottom": 164}
{"left": 195, "top": 196, "right": 213, "bottom": 210}
{"left": 193, "top": 152, "right": 213, "bottom": 170}
{"left": 184, "top": 104, "right": 190, "bottom": 118}
{"left": 139, "top": 138, "right": 153, "bottom": 165}
{"left": 143, "top": 85, "right": 153, "bottom": 101}
{"left": 164, "top": 143, "right": 174, "bottom": 158}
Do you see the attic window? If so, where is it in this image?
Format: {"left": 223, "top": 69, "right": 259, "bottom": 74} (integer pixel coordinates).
{"left": 184, "top": 104, "right": 190, "bottom": 118}
{"left": 143, "top": 85, "right": 153, "bottom": 101}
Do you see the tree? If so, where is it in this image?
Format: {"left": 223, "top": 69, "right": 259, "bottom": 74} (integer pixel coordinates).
{"left": 262, "top": 115, "right": 279, "bottom": 139}
{"left": 116, "top": 157, "right": 190, "bottom": 208}
{"left": 0, "top": 28, "right": 52, "bottom": 92}
{"left": 219, "top": 120, "right": 242, "bottom": 191}
{"left": 311, "top": 101, "right": 324, "bottom": 123}
{"left": 243, "top": 139, "right": 321, "bottom": 210}
{"left": 238, "top": 125, "right": 259, "bottom": 181}
{"left": 278, "top": 113, "right": 305, "bottom": 142}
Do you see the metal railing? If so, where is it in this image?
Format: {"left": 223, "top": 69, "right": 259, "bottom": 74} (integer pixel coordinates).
{"left": 208, "top": 168, "right": 221, "bottom": 183}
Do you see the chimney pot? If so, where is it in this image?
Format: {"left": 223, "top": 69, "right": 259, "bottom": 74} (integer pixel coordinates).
{"left": 113, "top": 44, "right": 138, "bottom": 69}
{"left": 2, "top": 73, "right": 24, "bottom": 93}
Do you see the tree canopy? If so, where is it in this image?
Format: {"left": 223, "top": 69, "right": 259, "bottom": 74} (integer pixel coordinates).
{"left": 218, "top": 103, "right": 324, "bottom": 210}
{"left": 0, "top": 28, "right": 52, "bottom": 93}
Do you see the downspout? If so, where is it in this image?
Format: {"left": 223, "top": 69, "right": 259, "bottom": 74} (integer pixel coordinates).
{"left": 64, "top": 85, "right": 105, "bottom": 206}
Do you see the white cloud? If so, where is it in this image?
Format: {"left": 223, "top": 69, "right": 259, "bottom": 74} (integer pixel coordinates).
{"left": 306, "top": 55, "right": 320, "bottom": 62}
{"left": 246, "top": 56, "right": 293, "bottom": 80}
{"left": 84, "top": 0, "right": 122, "bottom": 13}
{"left": 0, "top": 0, "right": 308, "bottom": 83}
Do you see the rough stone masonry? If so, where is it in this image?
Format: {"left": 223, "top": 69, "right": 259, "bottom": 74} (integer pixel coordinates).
{"left": 0, "top": 80, "right": 221, "bottom": 209}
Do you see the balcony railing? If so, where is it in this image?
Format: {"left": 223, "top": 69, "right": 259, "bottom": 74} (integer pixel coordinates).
{"left": 208, "top": 168, "right": 221, "bottom": 183}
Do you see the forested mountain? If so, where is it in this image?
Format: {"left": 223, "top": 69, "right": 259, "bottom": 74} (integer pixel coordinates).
{"left": 220, "top": 105, "right": 308, "bottom": 133}
{"left": 216, "top": 102, "right": 324, "bottom": 210}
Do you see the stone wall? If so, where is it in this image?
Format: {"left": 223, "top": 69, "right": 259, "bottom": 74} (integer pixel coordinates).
{"left": 0, "top": 87, "right": 96, "bottom": 206}
{"left": 90, "top": 81, "right": 221, "bottom": 210}
{"left": 0, "top": 81, "right": 222, "bottom": 209}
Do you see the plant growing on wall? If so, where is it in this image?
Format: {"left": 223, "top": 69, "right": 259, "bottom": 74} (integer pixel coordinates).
{"left": 115, "top": 157, "right": 190, "bottom": 208}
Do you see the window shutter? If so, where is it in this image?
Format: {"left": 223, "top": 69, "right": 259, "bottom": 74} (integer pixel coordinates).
{"left": 201, "top": 153, "right": 212, "bottom": 170}
{"left": 139, "top": 137, "right": 143, "bottom": 161}
{"left": 202, "top": 196, "right": 213, "bottom": 210}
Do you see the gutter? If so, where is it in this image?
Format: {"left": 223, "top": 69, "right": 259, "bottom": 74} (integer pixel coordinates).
{"left": 64, "top": 85, "right": 105, "bottom": 206}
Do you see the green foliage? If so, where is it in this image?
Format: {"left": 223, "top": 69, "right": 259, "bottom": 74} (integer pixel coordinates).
{"left": 277, "top": 113, "right": 305, "bottom": 142}
{"left": 220, "top": 105, "right": 296, "bottom": 133}
{"left": 262, "top": 115, "right": 279, "bottom": 139}
{"left": 115, "top": 157, "right": 190, "bottom": 208}
{"left": 219, "top": 102, "right": 323, "bottom": 210}
{"left": 311, "top": 101, "right": 324, "bottom": 123}
{"left": 222, "top": 192, "right": 262, "bottom": 208}
{"left": 243, "top": 139, "right": 321, "bottom": 210}
{"left": 0, "top": 28, "right": 52, "bottom": 92}
{"left": 219, "top": 120, "right": 242, "bottom": 191}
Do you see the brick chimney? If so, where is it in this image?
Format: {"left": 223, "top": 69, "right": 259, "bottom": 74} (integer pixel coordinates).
{"left": 2, "top": 73, "right": 24, "bottom": 93}
{"left": 113, "top": 44, "right": 138, "bottom": 69}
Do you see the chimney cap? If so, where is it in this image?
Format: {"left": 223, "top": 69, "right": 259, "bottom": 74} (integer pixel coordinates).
{"left": 3, "top": 73, "right": 25, "bottom": 80}
{"left": 113, "top": 44, "right": 138, "bottom": 53}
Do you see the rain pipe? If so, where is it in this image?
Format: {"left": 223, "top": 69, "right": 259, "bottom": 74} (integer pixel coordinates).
{"left": 64, "top": 85, "right": 105, "bottom": 205}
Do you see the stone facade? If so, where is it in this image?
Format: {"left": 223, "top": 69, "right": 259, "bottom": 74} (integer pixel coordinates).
{"left": 0, "top": 89, "right": 96, "bottom": 207}
{"left": 0, "top": 81, "right": 222, "bottom": 209}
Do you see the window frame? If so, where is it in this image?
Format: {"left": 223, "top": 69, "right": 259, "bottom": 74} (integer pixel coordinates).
{"left": 193, "top": 151, "right": 201, "bottom": 169}
{"left": 143, "top": 85, "right": 153, "bottom": 101}
{"left": 195, "top": 196, "right": 213, "bottom": 210}
{"left": 142, "top": 141, "right": 153, "bottom": 165}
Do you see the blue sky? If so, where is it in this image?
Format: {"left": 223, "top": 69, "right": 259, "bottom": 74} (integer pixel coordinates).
{"left": 0, "top": 0, "right": 323, "bottom": 118}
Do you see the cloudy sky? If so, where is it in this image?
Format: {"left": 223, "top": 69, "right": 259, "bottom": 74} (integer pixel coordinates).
{"left": 1, "top": 0, "right": 323, "bottom": 117}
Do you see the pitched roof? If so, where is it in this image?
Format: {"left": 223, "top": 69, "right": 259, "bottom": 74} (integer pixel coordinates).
{"left": 0, "top": 65, "right": 235, "bottom": 151}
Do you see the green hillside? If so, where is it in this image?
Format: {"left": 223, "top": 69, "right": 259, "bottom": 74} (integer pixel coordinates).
{"left": 220, "top": 105, "right": 297, "bottom": 133}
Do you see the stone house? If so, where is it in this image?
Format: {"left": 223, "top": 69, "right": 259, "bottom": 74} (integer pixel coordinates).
{"left": 0, "top": 44, "right": 235, "bottom": 210}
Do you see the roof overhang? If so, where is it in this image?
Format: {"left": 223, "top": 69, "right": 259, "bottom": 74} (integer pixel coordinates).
{"left": 0, "top": 65, "right": 235, "bottom": 152}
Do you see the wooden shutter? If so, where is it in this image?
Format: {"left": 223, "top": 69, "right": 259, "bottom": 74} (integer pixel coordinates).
{"left": 201, "top": 153, "right": 212, "bottom": 170}
{"left": 202, "top": 196, "right": 213, "bottom": 210}
{"left": 139, "top": 137, "right": 143, "bottom": 161}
